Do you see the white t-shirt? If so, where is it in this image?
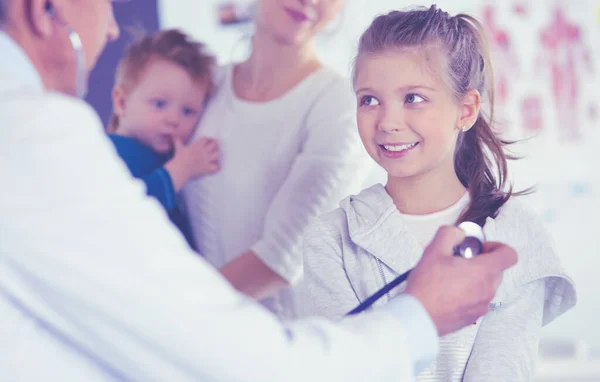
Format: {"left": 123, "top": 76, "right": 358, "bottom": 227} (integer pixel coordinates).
{"left": 182, "top": 64, "right": 377, "bottom": 318}
{"left": 399, "top": 192, "right": 470, "bottom": 247}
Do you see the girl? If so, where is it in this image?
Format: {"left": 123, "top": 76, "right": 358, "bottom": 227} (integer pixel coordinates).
{"left": 182, "top": 0, "right": 374, "bottom": 319}
{"left": 298, "top": 5, "right": 576, "bottom": 381}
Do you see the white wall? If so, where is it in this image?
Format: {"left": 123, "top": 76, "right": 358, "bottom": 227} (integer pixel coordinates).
{"left": 159, "top": 0, "right": 600, "bottom": 364}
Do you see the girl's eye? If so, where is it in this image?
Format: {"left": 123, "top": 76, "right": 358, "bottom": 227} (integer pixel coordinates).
{"left": 406, "top": 94, "right": 425, "bottom": 104}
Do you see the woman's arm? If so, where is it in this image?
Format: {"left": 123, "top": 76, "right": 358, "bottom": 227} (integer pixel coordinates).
{"left": 462, "top": 279, "right": 545, "bottom": 381}
{"left": 220, "top": 250, "right": 287, "bottom": 300}
{"left": 220, "top": 77, "right": 374, "bottom": 299}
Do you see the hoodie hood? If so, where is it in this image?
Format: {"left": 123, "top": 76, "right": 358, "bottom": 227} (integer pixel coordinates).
{"left": 340, "top": 183, "right": 429, "bottom": 276}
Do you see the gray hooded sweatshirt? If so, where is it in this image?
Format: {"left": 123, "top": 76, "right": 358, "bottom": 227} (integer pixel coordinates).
{"left": 297, "top": 184, "right": 576, "bottom": 381}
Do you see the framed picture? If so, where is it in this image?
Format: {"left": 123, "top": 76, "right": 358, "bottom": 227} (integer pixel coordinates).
{"left": 218, "top": 1, "right": 256, "bottom": 25}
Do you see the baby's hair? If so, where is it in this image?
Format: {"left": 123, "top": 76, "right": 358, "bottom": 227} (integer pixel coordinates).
{"left": 108, "top": 28, "right": 216, "bottom": 132}
{"left": 355, "top": 5, "right": 521, "bottom": 225}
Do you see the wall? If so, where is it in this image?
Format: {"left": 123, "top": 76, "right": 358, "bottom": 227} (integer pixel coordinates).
{"left": 85, "top": 1, "right": 160, "bottom": 126}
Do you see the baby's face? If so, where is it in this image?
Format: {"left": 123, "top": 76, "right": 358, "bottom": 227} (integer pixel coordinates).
{"left": 113, "top": 58, "right": 209, "bottom": 154}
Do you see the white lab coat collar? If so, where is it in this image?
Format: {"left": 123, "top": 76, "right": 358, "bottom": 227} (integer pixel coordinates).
{"left": 0, "top": 31, "right": 44, "bottom": 90}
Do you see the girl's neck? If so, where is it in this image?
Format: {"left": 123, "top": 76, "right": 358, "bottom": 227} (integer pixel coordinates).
{"left": 233, "top": 30, "right": 321, "bottom": 102}
{"left": 385, "top": 163, "right": 467, "bottom": 215}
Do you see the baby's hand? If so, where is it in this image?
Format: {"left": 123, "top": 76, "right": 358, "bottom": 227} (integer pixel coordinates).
{"left": 175, "top": 137, "right": 220, "bottom": 178}
{"left": 165, "top": 137, "right": 220, "bottom": 192}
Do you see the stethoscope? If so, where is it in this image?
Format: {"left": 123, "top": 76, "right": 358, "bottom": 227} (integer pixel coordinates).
{"left": 346, "top": 221, "right": 486, "bottom": 315}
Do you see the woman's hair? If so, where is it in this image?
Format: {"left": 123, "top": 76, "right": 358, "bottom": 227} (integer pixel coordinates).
{"left": 108, "top": 29, "right": 216, "bottom": 132}
{"left": 355, "top": 5, "right": 520, "bottom": 226}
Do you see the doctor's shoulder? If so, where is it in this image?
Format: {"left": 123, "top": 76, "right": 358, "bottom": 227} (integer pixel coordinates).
{"left": 2, "top": 89, "right": 106, "bottom": 142}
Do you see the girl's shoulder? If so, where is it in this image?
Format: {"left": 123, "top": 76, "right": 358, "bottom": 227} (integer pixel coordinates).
{"left": 304, "top": 207, "right": 349, "bottom": 249}
{"left": 491, "top": 197, "right": 548, "bottom": 241}
{"left": 489, "top": 197, "right": 562, "bottom": 256}
{"left": 494, "top": 196, "right": 540, "bottom": 224}
{"left": 488, "top": 196, "right": 576, "bottom": 325}
{"left": 303, "top": 184, "right": 392, "bottom": 259}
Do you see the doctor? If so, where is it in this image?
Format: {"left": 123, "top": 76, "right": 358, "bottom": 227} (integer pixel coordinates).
{"left": 0, "top": 0, "right": 518, "bottom": 381}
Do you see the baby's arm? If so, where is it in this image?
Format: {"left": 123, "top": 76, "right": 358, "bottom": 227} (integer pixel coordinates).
{"left": 141, "top": 168, "right": 178, "bottom": 211}
{"left": 462, "top": 279, "right": 545, "bottom": 381}
{"left": 139, "top": 138, "right": 219, "bottom": 211}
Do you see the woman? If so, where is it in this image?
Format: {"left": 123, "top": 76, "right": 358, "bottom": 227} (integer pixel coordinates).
{"left": 183, "top": 0, "right": 375, "bottom": 318}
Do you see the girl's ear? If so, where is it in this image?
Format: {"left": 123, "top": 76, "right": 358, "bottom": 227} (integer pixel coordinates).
{"left": 458, "top": 89, "right": 481, "bottom": 131}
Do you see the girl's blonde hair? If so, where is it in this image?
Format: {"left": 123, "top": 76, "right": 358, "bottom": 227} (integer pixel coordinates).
{"left": 355, "top": 5, "right": 520, "bottom": 225}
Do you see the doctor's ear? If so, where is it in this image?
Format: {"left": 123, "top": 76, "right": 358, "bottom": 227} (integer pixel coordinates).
{"left": 28, "top": 0, "right": 55, "bottom": 37}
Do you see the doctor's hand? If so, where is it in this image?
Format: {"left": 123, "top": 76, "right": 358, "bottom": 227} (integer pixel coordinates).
{"left": 164, "top": 137, "right": 220, "bottom": 192}
{"left": 404, "top": 226, "right": 517, "bottom": 337}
